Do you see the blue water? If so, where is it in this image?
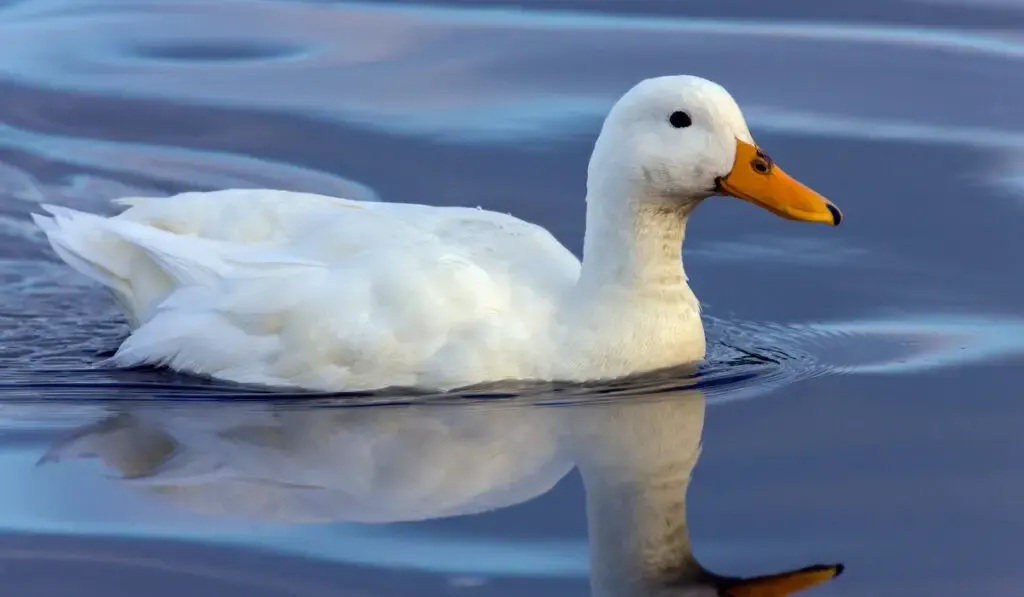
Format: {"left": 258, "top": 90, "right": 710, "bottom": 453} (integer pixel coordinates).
{"left": 1, "top": 0, "right": 1022, "bottom": 595}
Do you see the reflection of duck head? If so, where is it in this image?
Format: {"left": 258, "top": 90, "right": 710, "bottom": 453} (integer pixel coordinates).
{"left": 41, "top": 390, "right": 842, "bottom": 597}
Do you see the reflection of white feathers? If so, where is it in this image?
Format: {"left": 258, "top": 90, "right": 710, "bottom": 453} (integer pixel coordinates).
{"left": 42, "top": 391, "right": 841, "bottom": 596}
{"left": 41, "top": 405, "right": 570, "bottom": 523}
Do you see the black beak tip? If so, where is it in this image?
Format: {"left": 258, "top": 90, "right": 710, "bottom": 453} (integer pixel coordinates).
{"left": 832, "top": 563, "right": 846, "bottom": 578}
{"left": 826, "top": 203, "right": 842, "bottom": 227}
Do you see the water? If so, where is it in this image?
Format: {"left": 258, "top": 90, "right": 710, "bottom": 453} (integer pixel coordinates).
{"left": 0, "top": 0, "right": 1021, "bottom": 594}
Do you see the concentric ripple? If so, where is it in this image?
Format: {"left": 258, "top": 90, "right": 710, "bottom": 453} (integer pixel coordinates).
{"left": 702, "top": 313, "right": 1024, "bottom": 401}
{"left": 3, "top": 272, "right": 1022, "bottom": 404}
{"left": 0, "top": 0, "right": 1019, "bottom": 149}
{"left": 130, "top": 40, "right": 307, "bottom": 63}
{"left": 0, "top": 122, "right": 378, "bottom": 213}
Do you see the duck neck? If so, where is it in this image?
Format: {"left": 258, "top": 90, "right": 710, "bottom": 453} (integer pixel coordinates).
{"left": 577, "top": 174, "right": 695, "bottom": 295}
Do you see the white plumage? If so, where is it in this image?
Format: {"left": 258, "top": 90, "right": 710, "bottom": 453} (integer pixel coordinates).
{"left": 33, "top": 75, "right": 840, "bottom": 392}
{"left": 35, "top": 191, "right": 579, "bottom": 390}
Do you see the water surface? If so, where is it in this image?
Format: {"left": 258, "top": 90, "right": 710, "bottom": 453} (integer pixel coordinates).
{"left": 0, "top": 0, "right": 1022, "bottom": 595}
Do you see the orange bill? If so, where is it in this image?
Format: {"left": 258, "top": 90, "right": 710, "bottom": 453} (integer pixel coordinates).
{"left": 716, "top": 139, "right": 842, "bottom": 226}
{"left": 720, "top": 563, "right": 844, "bottom": 597}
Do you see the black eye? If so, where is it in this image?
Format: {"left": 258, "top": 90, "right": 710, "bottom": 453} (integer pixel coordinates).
{"left": 669, "top": 111, "right": 692, "bottom": 128}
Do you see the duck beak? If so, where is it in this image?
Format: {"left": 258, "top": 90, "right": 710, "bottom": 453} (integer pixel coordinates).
{"left": 718, "top": 563, "right": 844, "bottom": 597}
{"left": 715, "top": 139, "right": 842, "bottom": 227}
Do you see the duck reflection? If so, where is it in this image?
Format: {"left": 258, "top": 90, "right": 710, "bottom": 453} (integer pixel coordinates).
{"left": 41, "top": 390, "right": 842, "bottom": 597}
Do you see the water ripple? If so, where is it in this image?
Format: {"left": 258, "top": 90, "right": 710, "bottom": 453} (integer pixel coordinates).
{"left": 3, "top": 270, "right": 1021, "bottom": 403}
{"left": 798, "top": 315, "right": 1024, "bottom": 375}
{"left": 129, "top": 40, "right": 308, "bottom": 64}
{"left": 0, "top": 122, "right": 377, "bottom": 213}
{"left": 0, "top": 0, "right": 1017, "bottom": 146}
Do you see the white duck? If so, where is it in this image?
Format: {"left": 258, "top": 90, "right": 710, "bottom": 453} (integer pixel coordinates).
{"left": 41, "top": 390, "right": 842, "bottom": 597}
{"left": 32, "top": 75, "right": 841, "bottom": 392}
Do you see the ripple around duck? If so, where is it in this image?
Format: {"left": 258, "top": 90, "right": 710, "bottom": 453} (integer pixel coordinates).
{"left": 3, "top": 269, "right": 1023, "bottom": 405}
{"left": 704, "top": 312, "right": 1024, "bottom": 390}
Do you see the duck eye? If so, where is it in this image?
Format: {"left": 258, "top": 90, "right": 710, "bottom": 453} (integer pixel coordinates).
{"left": 669, "top": 111, "right": 692, "bottom": 129}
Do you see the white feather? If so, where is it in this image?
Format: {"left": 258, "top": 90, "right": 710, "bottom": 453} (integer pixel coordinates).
{"left": 36, "top": 188, "right": 580, "bottom": 390}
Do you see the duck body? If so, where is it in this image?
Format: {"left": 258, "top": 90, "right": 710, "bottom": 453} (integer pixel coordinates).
{"left": 35, "top": 189, "right": 702, "bottom": 391}
{"left": 33, "top": 75, "right": 839, "bottom": 392}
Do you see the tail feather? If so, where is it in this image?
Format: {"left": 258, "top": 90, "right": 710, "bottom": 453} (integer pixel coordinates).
{"left": 32, "top": 208, "right": 133, "bottom": 288}
{"left": 33, "top": 204, "right": 324, "bottom": 327}
{"left": 33, "top": 207, "right": 144, "bottom": 323}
